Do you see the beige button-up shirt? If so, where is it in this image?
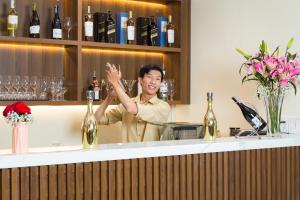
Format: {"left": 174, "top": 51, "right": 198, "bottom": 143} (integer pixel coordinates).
{"left": 99, "top": 94, "right": 170, "bottom": 142}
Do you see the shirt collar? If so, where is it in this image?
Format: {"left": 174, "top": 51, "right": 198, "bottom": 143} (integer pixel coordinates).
{"left": 134, "top": 94, "right": 159, "bottom": 105}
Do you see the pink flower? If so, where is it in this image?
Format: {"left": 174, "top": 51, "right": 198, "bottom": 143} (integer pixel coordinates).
{"left": 253, "top": 62, "right": 264, "bottom": 74}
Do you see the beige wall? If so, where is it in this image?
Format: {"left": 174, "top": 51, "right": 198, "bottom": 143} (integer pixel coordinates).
{"left": 1, "top": 0, "right": 300, "bottom": 148}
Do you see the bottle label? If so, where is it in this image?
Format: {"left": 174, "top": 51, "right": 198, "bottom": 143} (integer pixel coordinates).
{"left": 94, "top": 90, "right": 100, "bottom": 100}
{"left": 30, "top": 25, "right": 40, "bottom": 34}
{"left": 252, "top": 116, "right": 262, "bottom": 128}
{"left": 53, "top": 29, "right": 62, "bottom": 38}
{"left": 168, "top": 29, "right": 174, "bottom": 43}
{"left": 121, "top": 17, "right": 128, "bottom": 29}
{"left": 84, "top": 21, "right": 93, "bottom": 37}
{"left": 8, "top": 15, "right": 18, "bottom": 25}
{"left": 161, "top": 21, "right": 167, "bottom": 32}
{"left": 127, "top": 26, "right": 135, "bottom": 40}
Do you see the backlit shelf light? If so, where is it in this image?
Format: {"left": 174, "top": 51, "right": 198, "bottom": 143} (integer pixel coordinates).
{"left": 0, "top": 43, "right": 65, "bottom": 51}
{"left": 93, "top": 0, "right": 166, "bottom": 7}
{"left": 82, "top": 48, "right": 164, "bottom": 57}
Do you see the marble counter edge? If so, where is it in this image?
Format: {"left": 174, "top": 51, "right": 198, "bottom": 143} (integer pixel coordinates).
{"left": 1, "top": 134, "right": 300, "bottom": 169}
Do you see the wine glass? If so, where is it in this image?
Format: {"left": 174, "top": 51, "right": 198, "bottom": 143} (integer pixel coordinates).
{"left": 123, "top": 79, "right": 137, "bottom": 98}
{"left": 168, "top": 79, "right": 175, "bottom": 101}
{"left": 63, "top": 17, "right": 73, "bottom": 40}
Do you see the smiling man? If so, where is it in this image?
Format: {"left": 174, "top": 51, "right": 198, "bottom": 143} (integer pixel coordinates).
{"left": 95, "top": 63, "right": 171, "bottom": 142}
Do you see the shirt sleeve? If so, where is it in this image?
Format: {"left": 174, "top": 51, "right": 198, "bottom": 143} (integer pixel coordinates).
{"left": 135, "top": 101, "right": 171, "bottom": 125}
{"left": 98, "top": 104, "right": 124, "bottom": 125}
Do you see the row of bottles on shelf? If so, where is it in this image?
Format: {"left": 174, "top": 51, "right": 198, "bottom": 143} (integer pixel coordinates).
{"left": 6, "top": 0, "right": 176, "bottom": 47}
{"left": 7, "top": 0, "right": 64, "bottom": 39}
{"left": 88, "top": 65, "right": 175, "bottom": 102}
{"left": 84, "top": 6, "right": 175, "bottom": 47}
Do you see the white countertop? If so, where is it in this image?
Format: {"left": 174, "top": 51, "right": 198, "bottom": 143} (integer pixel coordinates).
{"left": 1, "top": 134, "right": 300, "bottom": 169}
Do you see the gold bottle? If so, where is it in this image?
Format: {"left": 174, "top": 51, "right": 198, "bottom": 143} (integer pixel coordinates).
{"left": 81, "top": 90, "right": 98, "bottom": 149}
{"left": 203, "top": 92, "right": 217, "bottom": 141}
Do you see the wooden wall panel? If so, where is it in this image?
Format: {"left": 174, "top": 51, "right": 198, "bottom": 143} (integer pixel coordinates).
{"left": 1, "top": 146, "right": 300, "bottom": 200}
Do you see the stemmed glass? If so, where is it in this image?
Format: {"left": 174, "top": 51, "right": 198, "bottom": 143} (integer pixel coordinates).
{"left": 123, "top": 79, "right": 137, "bottom": 98}
{"left": 168, "top": 79, "right": 175, "bottom": 101}
{"left": 63, "top": 17, "right": 73, "bottom": 40}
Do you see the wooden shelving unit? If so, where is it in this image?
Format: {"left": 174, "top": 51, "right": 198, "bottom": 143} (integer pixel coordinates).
{"left": 0, "top": 0, "right": 190, "bottom": 106}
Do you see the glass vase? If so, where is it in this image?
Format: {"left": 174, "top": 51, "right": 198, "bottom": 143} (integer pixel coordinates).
{"left": 12, "top": 122, "right": 29, "bottom": 154}
{"left": 259, "top": 86, "right": 286, "bottom": 136}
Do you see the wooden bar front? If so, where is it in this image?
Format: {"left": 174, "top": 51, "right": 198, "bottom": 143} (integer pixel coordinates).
{"left": 1, "top": 146, "right": 300, "bottom": 200}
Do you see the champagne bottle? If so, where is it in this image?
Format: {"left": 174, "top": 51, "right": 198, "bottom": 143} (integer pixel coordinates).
{"left": 7, "top": 0, "right": 18, "bottom": 37}
{"left": 84, "top": 5, "right": 93, "bottom": 41}
{"left": 91, "top": 70, "right": 100, "bottom": 101}
{"left": 127, "top": 10, "right": 135, "bottom": 44}
{"left": 147, "top": 16, "right": 158, "bottom": 46}
{"left": 159, "top": 64, "right": 169, "bottom": 101}
{"left": 232, "top": 96, "right": 267, "bottom": 131}
{"left": 52, "top": 4, "right": 62, "bottom": 39}
{"left": 29, "top": 2, "right": 40, "bottom": 38}
{"left": 166, "top": 15, "right": 175, "bottom": 47}
{"left": 203, "top": 92, "right": 217, "bottom": 140}
{"left": 81, "top": 90, "right": 98, "bottom": 149}
{"left": 105, "top": 11, "right": 116, "bottom": 43}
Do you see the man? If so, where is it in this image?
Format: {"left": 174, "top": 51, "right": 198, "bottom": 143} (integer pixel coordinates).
{"left": 95, "top": 63, "right": 170, "bottom": 142}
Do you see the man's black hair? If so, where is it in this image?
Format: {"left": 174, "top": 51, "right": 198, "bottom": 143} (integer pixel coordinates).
{"left": 139, "top": 64, "right": 164, "bottom": 81}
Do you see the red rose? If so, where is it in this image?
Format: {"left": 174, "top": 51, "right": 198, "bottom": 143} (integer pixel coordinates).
{"left": 3, "top": 104, "right": 15, "bottom": 117}
{"left": 14, "top": 102, "right": 31, "bottom": 115}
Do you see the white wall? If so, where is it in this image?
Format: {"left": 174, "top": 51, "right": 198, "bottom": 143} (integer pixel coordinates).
{"left": 1, "top": 0, "right": 300, "bottom": 148}
{"left": 176, "top": 0, "right": 300, "bottom": 135}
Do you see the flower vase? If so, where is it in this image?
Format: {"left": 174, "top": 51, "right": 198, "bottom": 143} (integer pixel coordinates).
{"left": 12, "top": 122, "right": 29, "bottom": 154}
{"left": 260, "top": 86, "right": 286, "bottom": 136}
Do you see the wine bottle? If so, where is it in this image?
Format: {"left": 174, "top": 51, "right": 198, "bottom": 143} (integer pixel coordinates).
{"left": 81, "top": 90, "right": 98, "bottom": 149}
{"left": 29, "top": 2, "right": 40, "bottom": 38}
{"left": 147, "top": 16, "right": 158, "bottom": 46}
{"left": 166, "top": 15, "right": 175, "bottom": 47}
{"left": 127, "top": 10, "right": 135, "bottom": 44}
{"left": 52, "top": 4, "right": 62, "bottom": 39}
{"left": 105, "top": 11, "right": 116, "bottom": 43}
{"left": 84, "top": 5, "right": 93, "bottom": 41}
{"left": 7, "top": 0, "right": 18, "bottom": 37}
{"left": 91, "top": 70, "right": 100, "bottom": 101}
{"left": 232, "top": 96, "right": 267, "bottom": 131}
{"left": 159, "top": 64, "right": 169, "bottom": 101}
{"left": 202, "top": 92, "right": 217, "bottom": 141}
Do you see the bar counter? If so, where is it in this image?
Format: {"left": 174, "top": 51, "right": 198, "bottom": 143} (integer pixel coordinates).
{"left": 1, "top": 134, "right": 300, "bottom": 199}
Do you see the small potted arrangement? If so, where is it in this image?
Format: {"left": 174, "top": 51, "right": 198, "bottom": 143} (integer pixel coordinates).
{"left": 3, "top": 101, "right": 33, "bottom": 154}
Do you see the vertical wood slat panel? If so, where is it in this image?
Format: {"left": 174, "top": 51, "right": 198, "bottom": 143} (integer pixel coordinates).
{"left": 250, "top": 150, "right": 256, "bottom": 200}
{"left": 138, "top": 159, "right": 146, "bottom": 200}
{"left": 173, "top": 156, "right": 180, "bottom": 200}
{"left": 153, "top": 157, "right": 160, "bottom": 200}
{"left": 286, "top": 147, "right": 291, "bottom": 200}
{"left": 84, "top": 163, "right": 92, "bottom": 200}
{"left": 245, "top": 151, "right": 251, "bottom": 200}
{"left": 199, "top": 154, "right": 205, "bottom": 200}
{"left": 211, "top": 153, "right": 217, "bottom": 200}
{"left": 205, "top": 153, "right": 211, "bottom": 200}
{"left": 131, "top": 159, "right": 138, "bottom": 200}
{"left": 180, "top": 155, "right": 186, "bottom": 200}
{"left": 101, "top": 161, "right": 108, "bottom": 200}
{"left": 228, "top": 151, "right": 235, "bottom": 200}
{"left": 49, "top": 165, "right": 58, "bottom": 200}
{"left": 20, "top": 167, "right": 30, "bottom": 200}
{"left": 11, "top": 168, "right": 20, "bottom": 200}
{"left": 124, "top": 160, "right": 131, "bottom": 200}
{"left": 291, "top": 147, "right": 296, "bottom": 200}
{"left": 146, "top": 158, "right": 153, "bottom": 200}
{"left": 116, "top": 160, "right": 124, "bottom": 200}
{"left": 296, "top": 147, "right": 300, "bottom": 200}
{"left": 266, "top": 149, "right": 272, "bottom": 200}
{"left": 217, "top": 153, "right": 223, "bottom": 200}
{"left": 192, "top": 154, "right": 199, "bottom": 200}
{"left": 40, "top": 166, "right": 49, "bottom": 200}
{"left": 186, "top": 155, "right": 193, "bottom": 200}
{"left": 58, "top": 165, "right": 66, "bottom": 200}
{"left": 240, "top": 151, "right": 246, "bottom": 200}
{"left": 30, "top": 167, "right": 39, "bottom": 200}
{"left": 276, "top": 148, "right": 281, "bottom": 200}
{"left": 223, "top": 152, "right": 229, "bottom": 200}
{"left": 166, "top": 156, "right": 173, "bottom": 200}
{"left": 2, "top": 169, "right": 11, "bottom": 200}
{"left": 67, "top": 164, "right": 75, "bottom": 200}
{"left": 256, "top": 149, "right": 262, "bottom": 200}
{"left": 160, "top": 157, "right": 167, "bottom": 200}
{"left": 109, "top": 161, "right": 116, "bottom": 200}
{"left": 234, "top": 151, "right": 240, "bottom": 200}
{"left": 75, "top": 163, "right": 83, "bottom": 200}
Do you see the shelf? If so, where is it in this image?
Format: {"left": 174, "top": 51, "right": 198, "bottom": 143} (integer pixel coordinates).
{"left": 81, "top": 41, "right": 181, "bottom": 53}
{"left": 0, "top": 36, "right": 78, "bottom": 47}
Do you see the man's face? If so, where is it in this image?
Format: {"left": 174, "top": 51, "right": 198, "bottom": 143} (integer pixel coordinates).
{"left": 139, "top": 70, "right": 162, "bottom": 95}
